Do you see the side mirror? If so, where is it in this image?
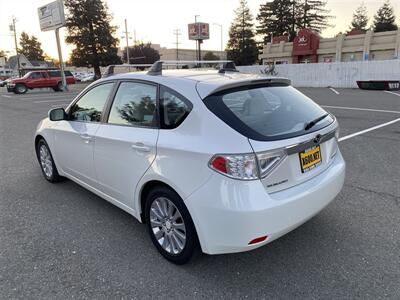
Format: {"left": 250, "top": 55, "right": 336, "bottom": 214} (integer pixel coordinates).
{"left": 48, "top": 107, "right": 67, "bottom": 121}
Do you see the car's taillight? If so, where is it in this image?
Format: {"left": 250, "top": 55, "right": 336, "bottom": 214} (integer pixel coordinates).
{"left": 331, "top": 126, "right": 340, "bottom": 158}
{"left": 256, "top": 150, "right": 286, "bottom": 178}
{"left": 209, "top": 149, "right": 286, "bottom": 180}
{"left": 209, "top": 154, "right": 259, "bottom": 180}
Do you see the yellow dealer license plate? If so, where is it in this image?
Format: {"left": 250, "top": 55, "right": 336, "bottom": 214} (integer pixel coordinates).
{"left": 299, "top": 145, "right": 322, "bottom": 173}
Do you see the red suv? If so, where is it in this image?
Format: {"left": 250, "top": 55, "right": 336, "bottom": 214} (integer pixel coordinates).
{"left": 7, "top": 70, "right": 76, "bottom": 94}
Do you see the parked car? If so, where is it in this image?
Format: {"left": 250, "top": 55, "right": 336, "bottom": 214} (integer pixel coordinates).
{"left": 34, "top": 62, "right": 345, "bottom": 264}
{"left": 80, "top": 73, "right": 95, "bottom": 82}
{"left": 7, "top": 70, "right": 76, "bottom": 94}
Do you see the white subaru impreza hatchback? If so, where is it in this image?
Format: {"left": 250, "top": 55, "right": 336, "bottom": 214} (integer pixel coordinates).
{"left": 35, "top": 62, "right": 345, "bottom": 264}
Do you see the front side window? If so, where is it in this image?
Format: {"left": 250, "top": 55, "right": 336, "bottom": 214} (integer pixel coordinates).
{"left": 160, "top": 86, "right": 192, "bottom": 129}
{"left": 108, "top": 81, "right": 157, "bottom": 127}
{"left": 69, "top": 83, "right": 114, "bottom": 122}
{"left": 204, "top": 84, "right": 334, "bottom": 141}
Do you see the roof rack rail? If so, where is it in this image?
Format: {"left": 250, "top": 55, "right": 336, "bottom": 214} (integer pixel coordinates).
{"left": 147, "top": 60, "right": 238, "bottom": 76}
{"left": 102, "top": 64, "right": 153, "bottom": 78}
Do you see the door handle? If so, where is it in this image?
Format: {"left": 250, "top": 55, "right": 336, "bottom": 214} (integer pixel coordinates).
{"left": 131, "top": 142, "right": 150, "bottom": 152}
{"left": 80, "top": 134, "right": 93, "bottom": 143}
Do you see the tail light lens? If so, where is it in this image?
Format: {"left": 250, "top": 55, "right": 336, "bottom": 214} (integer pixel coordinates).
{"left": 331, "top": 126, "right": 340, "bottom": 158}
{"left": 209, "top": 150, "right": 286, "bottom": 180}
{"left": 209, "top": 154, "right": 258, "bottom": 180}
{"left": 256, "top": 150, "right": 286, "bottom": 178}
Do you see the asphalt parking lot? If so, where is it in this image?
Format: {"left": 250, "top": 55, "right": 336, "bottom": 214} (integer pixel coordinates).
{"left": 0, "top": 84, "right": 399, "bottom": 299}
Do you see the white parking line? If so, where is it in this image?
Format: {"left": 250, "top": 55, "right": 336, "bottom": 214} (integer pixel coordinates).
{"left": 1, "top": 94, "right": 11, "bottom": 98}
{"left": 322, "top": 105, "right": 400, "bottom": 114}
{"left": 329, "top": 87, "right": 340, "bottom": 95}
{"left": 338, "top": 118, "right": 400, "bottom": 142}
{"left": 34, "top": 99, "right": 72, "bottom": 103}
{"left": 384, "top": 90, "right": 400, "bottom": 97}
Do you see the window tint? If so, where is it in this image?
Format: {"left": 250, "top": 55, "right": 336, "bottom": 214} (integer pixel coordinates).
{"left": 160, "top": 86, "right": 192, "bottom": 129}
{"left": 204, "top": 85, "right": 334, "bottom": 141}
{"left": 108, "top": 81, "right": 157, "bottom": 127}
{"left": 49, "top": 71, "right": 73, "bottom": 77}
{"left": 70, "top": 83, "right": 114, "bottom": 122}
{"left": 30, "top": 72, "right": 43, "bottom": 79}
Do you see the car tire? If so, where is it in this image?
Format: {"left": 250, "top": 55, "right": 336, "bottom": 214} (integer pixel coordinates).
{"left": 36, "top": 139, "right": 64, "bottom": 183}
{"left": 14, "top": 84, "right": 27, "bottom": 94}
{"left": 145, "top": 186, "right": 199, "bottom": 265}
{"left": 55, "top": 82, "right": 63, "bottom": 92}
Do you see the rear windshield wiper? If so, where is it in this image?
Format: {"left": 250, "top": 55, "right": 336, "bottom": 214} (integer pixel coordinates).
{"left": 304, "top": 113, "right": 329, "bottom": 130}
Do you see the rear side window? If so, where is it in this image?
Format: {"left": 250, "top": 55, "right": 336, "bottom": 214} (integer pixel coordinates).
{"left": 160, "top": 86, "right": 192, "bottom": 129}
{"left": 108, "top": 81, "right": 157, "bottom": 127}
{"left": 49, "top": 71, "right": 73, "bottom": 77}
{"left": 203, "top": 84, "right": 334, "bottom": 141}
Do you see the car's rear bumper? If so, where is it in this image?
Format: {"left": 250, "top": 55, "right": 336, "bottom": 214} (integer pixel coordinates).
{"left": 185, "top": 151, "right": 345, "bottom": 255}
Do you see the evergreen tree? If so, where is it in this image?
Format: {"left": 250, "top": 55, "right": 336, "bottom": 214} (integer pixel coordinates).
{"left": 350, "top": 3, "right": 369, "bottom": 31}
{"left": 257, "top": 0, "right": 300, "bottom": 43}
{"left": 299, "top": 0, "right": 332, "bottom": 32}
{"left": 227, "top": 0, "right": 259, "bottom": 65}
{"left": 203, "top": 51, "right": 220, "bottom": 61}
{"left": 123, "top": 43, "right": 160, "bottom": 64}
{"left": 64, "top": 0, "right": 122, "bottom": 78}
{"left": 18, "top": 32, "right": 45, "bottom": 61}
{"left": 373, "top": 0, "right": 398, "bottom": 32}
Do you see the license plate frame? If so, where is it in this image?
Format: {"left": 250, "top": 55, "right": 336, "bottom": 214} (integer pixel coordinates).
{"left": 299, "top": 145, "right": 322, "bottom": 173}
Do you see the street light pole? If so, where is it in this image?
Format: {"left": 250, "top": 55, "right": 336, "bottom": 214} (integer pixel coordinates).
{"left": 194, "top": 15, "right": 200, "bottom": 62}
{"left": 213, "top": 23, "right": 223, "bottom": 53}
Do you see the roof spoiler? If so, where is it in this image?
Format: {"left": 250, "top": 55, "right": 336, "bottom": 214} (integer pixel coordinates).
{"left": 147, "top": 60, "right": 238, "bottom": 76}
{"left": 203, "top": 78, "right": 292, "bottom": 97}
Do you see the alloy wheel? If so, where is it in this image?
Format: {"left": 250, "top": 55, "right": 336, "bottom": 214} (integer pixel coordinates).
{"left": 150, "top": 196, "right": 187, "bottom": 255}
{"left": 39, "top": 144, "right": 53, "bottom": 178}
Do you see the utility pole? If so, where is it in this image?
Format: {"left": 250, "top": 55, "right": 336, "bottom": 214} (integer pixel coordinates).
{"left": 10, "top": 17, "right": 21, "bottom": 77}
{"left": 173, "top": 29, "right": 181, "bottom": 64}
{"left": 123, "top": 19, "right": 130, "bottom": 64}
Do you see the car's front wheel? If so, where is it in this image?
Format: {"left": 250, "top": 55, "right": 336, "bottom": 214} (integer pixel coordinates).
{"left": 36, "top": 139, "right": 63, "bottom": 183}
{"left": 145, "top": 186, "right": 198, "bottom": 264}
{"left": 14, "top": 84, "right": 27, "bottom": 94}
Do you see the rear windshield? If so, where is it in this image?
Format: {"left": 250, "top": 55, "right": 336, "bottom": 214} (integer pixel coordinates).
{"left": 203, "top": 84, "right": 334, "bottom": 141}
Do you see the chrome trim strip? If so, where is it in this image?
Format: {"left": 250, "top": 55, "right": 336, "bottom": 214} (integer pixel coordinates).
{"left": 285, "top": 130, "right": 336, "bottom": 155}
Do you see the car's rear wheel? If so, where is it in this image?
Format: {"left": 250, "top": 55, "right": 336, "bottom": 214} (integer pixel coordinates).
{"left": 55, "top": 82, "right": 63, "bottom": 92}
{"left": 36, "top": 139, "right": 63, "bottom": 183}
{"left": 14, "top": 84, "right": 27, "bottom": 94}
{"left": 145, "top": 186, "right": 198, "bottom": 264}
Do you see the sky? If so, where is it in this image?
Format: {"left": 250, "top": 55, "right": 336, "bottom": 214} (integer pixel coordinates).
{"left": 0, "top": 0, "right": 399, "bottom": 61}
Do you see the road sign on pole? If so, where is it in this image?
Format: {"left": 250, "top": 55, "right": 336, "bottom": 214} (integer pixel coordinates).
{"left": 38, "top": 0, "right": 66, "bottom": 32}
{"left": 38, "top": 0, "right": 68, "bottom": 90}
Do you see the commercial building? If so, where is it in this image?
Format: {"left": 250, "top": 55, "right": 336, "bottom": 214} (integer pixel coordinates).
{"left": 260, "top": 28, "right": 400, "bottom": 65}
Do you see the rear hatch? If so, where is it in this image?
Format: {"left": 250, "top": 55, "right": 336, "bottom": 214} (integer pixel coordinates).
{"left": 202, "top": 82, "right": 339, "bottom": 192}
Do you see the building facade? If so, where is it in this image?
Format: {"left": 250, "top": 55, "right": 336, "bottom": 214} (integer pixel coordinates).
{"left": 260, "top": 28, "right": 400, "bottom": 65}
